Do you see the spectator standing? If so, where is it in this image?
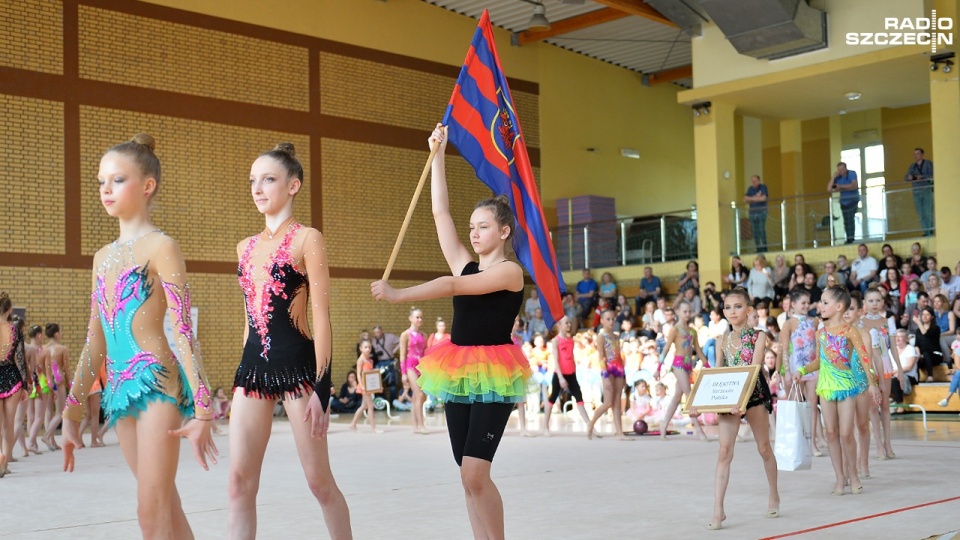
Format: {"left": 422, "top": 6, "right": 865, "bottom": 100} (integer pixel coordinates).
{"left": 772, "top": 255, "right": 792, "bottom": 301}
{"left": 827, "top": 161, "right": 860, "bottom": 244}
{"left": 575, "top": 269, "right": 598, "bottom": 322}
{"left": 817, "top": 261, "right": 846, "bottom": 289}
{"left": 836, "top": 255, "right": 852, "bottom": 286}
{"left": 744, "top": 175, "right": 770, "bottom": 253}
{"left": 904, "top": 147, "right": 934, "bottom": 236}
{"left": 850, "top": 244, "right": 879, "bottom": 295}
{"left": 726, "top": 256, "right": 749, "bottom": 289}
{"left": 920, "top": 256, "right": 939, "bottom": 284}
{"left": 598, "top": 272, "right": 618, "bottom": 308}
{"left": 747, "top": 255, "right": 775, "bottom": 304}
{"left": 636, "top": 266, "right": 662, "bottom": 312}
{"left": 677, "top": 260, "right": 700, "bottom": 296}
{"left": 370, "top": 325, "right": 400, "bottom": 399}
{"left": 523, "top": 289, "right": 540, "bottom": 321}
{"left": 881, "top": 244, "right": 903, "bottom": 268}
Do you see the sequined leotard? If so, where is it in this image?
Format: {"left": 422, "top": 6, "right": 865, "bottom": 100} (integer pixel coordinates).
{"left": 672, "top": 326, "right": 697, "bottom": 372}
{"left": 600, "top": 333, "right": 625, "bottom": 379}
{"left": 812, "top": 324, "right": 877, "bottom": 401}
{"left": 236, "top": 223, "right": 328, "bottom": 399}
{"left": 722, "top": 327, "right": 772, "bottom": 413}
{"left": 402, "top": 330, "right": 426, "bottom": 375}
{"left": 0, "top": 323, "right": 26, "bottom": 399}
{"left": 66, "top": 231, "right": 213, "bottom": 426}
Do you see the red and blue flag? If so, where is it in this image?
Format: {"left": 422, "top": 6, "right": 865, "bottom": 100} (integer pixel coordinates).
{"left": 442, "top": 9, "right": 566, "bottom": 328}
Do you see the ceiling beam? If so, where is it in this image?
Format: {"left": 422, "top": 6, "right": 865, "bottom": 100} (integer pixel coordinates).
{"left": 642, "top": 65, "right": 692, "bottom": 86}
{"left": 514, "top": 8, "right": 630, "bottom": 46}
{"left": 591, "top": 0, "right": 678, "bottom": 28}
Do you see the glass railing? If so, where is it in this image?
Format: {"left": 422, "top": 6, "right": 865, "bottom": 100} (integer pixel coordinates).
{"left": 550, "top": 208, "right": 697, "bottom": 271}
{"left": 549, "top": 181, "right": 934, "bottom": 270}
{"left": 732, "top": 182, "right": 934, "bottom": 254}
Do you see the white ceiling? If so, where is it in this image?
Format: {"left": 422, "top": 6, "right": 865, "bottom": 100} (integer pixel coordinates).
{"left": 423, "top": 1, "right": 692, "bottom": 81}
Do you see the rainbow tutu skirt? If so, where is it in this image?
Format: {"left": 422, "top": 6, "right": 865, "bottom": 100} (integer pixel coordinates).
{"left": 416, "top": 340, "right": 533, "bottom": 404}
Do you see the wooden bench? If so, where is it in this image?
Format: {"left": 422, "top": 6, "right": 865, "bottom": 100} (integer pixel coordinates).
{"left": 903, "top": 382, "right": 959, "bottom": 413}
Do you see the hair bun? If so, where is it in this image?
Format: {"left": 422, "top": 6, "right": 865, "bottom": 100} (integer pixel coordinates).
{"left": 0, "top": 292, "right": 7, "bottom": 300}
{"left": 494, "top": 194, "right": 510, "bottom": 206}
{"left": 130, "top": 133, "right": 156, "bottom": 151}
{"left": 273, "top": 142, "right": 296, "bottom": 157}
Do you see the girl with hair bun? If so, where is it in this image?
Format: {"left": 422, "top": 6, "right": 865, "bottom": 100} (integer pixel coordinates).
{"left": 40, "top": 323, "right": 68, "bottom": 451}
{"left": 61, "top": 134, "right": 217, "bottom": 537}
{"left": 15, "top": 324, "right": 42, "bottom": 457}
{"left": 793, "top": 286, "right": 881, "bottom": 495}
{"left": 230, "top": 142, "right": 351, "bottom": 539}
{"left": 399, "top": 307, "right": 428, "bottom": 433}
{"left": 0, "top": 298, "right": 29, "bottom": 476}
{"left": 372, "top": 124, "right": 532, "bottom": 539}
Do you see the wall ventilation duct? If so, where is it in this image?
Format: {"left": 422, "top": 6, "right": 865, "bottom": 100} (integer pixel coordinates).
{"left": 697, "top": 0, "right": 827, "bottom": 60}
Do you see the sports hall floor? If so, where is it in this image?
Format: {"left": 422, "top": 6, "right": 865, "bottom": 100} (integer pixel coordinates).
{"left": 3, "top": 410, "right": 959, "bottom": 539}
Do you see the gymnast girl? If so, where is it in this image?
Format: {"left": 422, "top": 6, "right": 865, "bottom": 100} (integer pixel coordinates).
{"left": 60, "top": 134, "right": 217, "bottom": 538}
{"left": 371, "top": 124, "right": 532, "bottom": 540}
{"left": 229, "top": 142, "right": 351, "bottom": 539}
{"left": 793, "top": 286, "right": 881, "bottom": 495}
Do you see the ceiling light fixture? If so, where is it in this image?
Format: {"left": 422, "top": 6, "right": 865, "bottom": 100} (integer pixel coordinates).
{"left": 844, "top": 92, "right": 861, "bottom": 101}
{"left": 520, "top": 0, "right": 551, "bottom": 31}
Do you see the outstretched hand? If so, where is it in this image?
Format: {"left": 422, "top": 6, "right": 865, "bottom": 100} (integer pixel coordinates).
{"left": 304, "top": 391, "right": 331, "bottom": 438}
{"left": 371, "top": 280, "right": 398, "bottom": 302}
{"left": 62, "top": 419, "right": 82, "bottom": 473}
{"left": 169, "top": 419, "right": 219, "bottom": 471}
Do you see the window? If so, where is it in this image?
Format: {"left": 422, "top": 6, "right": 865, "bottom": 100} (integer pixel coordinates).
{"left": 839, "top": 143, "right": 885, "bottom": 240}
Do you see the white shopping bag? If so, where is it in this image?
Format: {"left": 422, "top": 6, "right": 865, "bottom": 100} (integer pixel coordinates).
{"left": 774, "top": 384, "right": 812, "bottom": 471}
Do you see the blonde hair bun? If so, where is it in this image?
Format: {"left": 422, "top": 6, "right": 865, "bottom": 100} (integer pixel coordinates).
{"left": 273, "top": 142, "right": 296, "bottom": 157}
{"left": 130, "top": 133, "right": 157, "bottom": 151}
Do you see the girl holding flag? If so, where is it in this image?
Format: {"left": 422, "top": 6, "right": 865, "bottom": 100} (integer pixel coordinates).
{"left": 372, "top": 125, "right": 532, "bottom": 540}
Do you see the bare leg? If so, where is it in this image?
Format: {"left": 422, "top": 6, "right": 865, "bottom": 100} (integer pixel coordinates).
{"left": 516, "top": 401, "right": 528, "bottom": 436}
{"left": 820, "top": 399, "right": 846, "bottom": 493}
{"left": 349, "top": 396, "right": 366, "bottom": 431}
{"left": 879, "top": 379, "right": 895, "bottom": 457}
{"left": 28, "top": 396, "right": 43, "bottom": 451}
{"left": 461, "top": 457, "right": 504, "bottom": 540}
{"left": 854, "top": 392, "right": 872, "bottom": 478}
{"left": 284, "top": 395, "right": 353, "bottom": 539}
{"left": 115, "top": 402, "right": 195, "bottom": 539}
{"left": 587, "top": 378, "right": 614, "bottom": 439}
{"left": 14, "top": 397, "right": 28, "bottom": 457}
{"left": 710, "top": 414, "right": 740, "bottom": 529}
{"left": 43, "top": 388, "right": 64, "bottom": 449}
{"left": 745, "top": 405, "right": 780, "bottom": 515}
{"left": 542, "top": 399, "right": 555, "bottom": 434}
{"left": 838, "top": 397, "right": 862, "bottom": 492}
{"left": 1, "top": 395, "right": 22, "bottom": 472}
{"left": 227, "top": 391, "right": 275, "bottom": 540}
{"left": 611, "top": 377, "right": 625, "bottom": 439}
{"left": 408, "top": 369, "right": 426, "bottom": 433}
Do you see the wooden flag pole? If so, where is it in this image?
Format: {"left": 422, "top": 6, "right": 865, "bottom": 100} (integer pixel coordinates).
{"left": 382, "top": 141, "right": 441, "bottom": 281}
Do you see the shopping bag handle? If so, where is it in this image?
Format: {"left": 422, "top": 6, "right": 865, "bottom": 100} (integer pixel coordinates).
{"left": 787, "top": 381, "right": 805, "bottom": 401}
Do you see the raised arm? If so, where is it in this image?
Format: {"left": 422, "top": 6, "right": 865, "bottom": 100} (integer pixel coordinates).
{"left": 430, "top": 124, "right": 472, "bottom": 275}
{"left": 64, "top": 270, "right": 108, "bottom": 423}
{"left": 155, "top": 238, "right": 213, "bottom": 420}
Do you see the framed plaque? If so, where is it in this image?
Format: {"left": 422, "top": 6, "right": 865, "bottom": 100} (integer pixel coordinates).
{"left": 683, "top": 365, "right": 761, "bottom": 414}
{"left": 362, "top": 369, "right": 383, "bottom": 394}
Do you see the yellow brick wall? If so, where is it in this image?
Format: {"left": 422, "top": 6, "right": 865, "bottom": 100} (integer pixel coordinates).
{"left": 319, "top": 52, "right": 540, "bottom": 147}
{"left": 328, "top": 277, "right": 453, "bottom": 380}
{"left": 0, "top": 0, "right": 62, "bottom": 74}
{"left": 320, "top": 137, "right": 540, "bottom": 272}
{"left": 79, "top": 105, "right": 311, "bottom": 260}
{"left": 78, "top": 6, "right": 310, "bottom": 111}
{"left": 0, "top": 95, "right": 64, "bottom": 254}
